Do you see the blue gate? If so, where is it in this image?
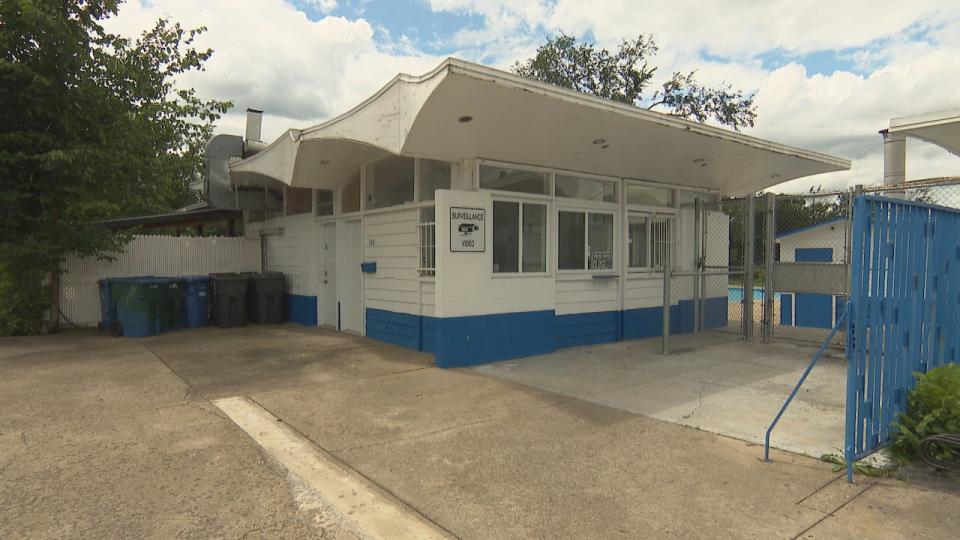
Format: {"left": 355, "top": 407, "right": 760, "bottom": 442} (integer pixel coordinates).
{"left": 845, "top": 195, "right": 960, "bottom": 479}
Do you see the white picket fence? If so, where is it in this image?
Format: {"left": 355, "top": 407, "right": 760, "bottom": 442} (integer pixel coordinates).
{"left": 60, "top": 235, "right": 261, "bottom": 326}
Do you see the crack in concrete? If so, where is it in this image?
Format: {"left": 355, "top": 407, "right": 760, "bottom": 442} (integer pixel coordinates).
{"left": 681, "top": 383, "right": 708, "bottom": 420}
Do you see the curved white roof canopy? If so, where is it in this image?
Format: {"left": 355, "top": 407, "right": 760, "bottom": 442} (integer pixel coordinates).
{"left": 230, "top": 59, "right": 850, "bottom": 195}
{"left": 889, "top": 110, "right": 960, "bottom": 158}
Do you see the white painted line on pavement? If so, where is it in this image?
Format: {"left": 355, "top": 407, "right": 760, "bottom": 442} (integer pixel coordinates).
{"left": 212, "top": 395, "right": 451, "bottom": 540}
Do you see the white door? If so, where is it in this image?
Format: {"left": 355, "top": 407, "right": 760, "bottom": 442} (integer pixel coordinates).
{"left": 336, "top": 219, "right": 364, "bottom": 334}
{"left": 317, "top": 222, "right": 337, "bottom": 327}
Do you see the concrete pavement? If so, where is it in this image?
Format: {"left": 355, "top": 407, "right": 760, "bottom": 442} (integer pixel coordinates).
{"left": 2, "top": 326, "right": 957, "bottom": 538}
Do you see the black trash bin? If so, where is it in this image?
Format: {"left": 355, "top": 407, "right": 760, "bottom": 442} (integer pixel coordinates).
{"left": 210, "top": 273, "right": 249, "bottom": 328}
{"left": 246, "top": 272, "right": 286, "bottom": 324}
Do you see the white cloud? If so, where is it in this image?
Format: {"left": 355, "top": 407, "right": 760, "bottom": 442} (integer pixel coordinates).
{"left": 306, "top": 0, "right": 338, "bottom": 13}
{"left": 107, "top": 0, "right": 440, "bottom": 141}
{"left": 426, "top": 0, "right": 960, "bottom": 192}
{"left": 105, "top": 0, "right": 960, "bottom": 193}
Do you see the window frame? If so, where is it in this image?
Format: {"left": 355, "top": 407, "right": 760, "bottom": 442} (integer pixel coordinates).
{"left": 626, "top": 210, "right": 675, "bottom": 272}
{"left": 556, "top": 203, "right": 618, "bottom": 274}
{"left": 491, "top": 195, "right": 551, "bottom": 277}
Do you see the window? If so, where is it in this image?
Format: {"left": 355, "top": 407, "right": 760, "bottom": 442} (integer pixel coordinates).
{"left": 493, "top": 200, "right": 547, "bottom": 273}
{"left": 558, "top": 210, "right": 614, "bottom": 270}
{"left": 628, "top": 215, "right": 648, "bottom": 268}
{"left": 419, "top": 159, "right": 451, "bottom": 201}
{"left": 679, "top": 189, "right": 721, "bottom": 211}
{"left": 628, "top": 214, "right": 672, "bottom": 270}
{"left": 285, "top": 187, "right": 313, "bottom": 215}
{"left": 366, "top": 156, "right": 414, "bottom": 209}
{"left": 341, "top": 172, "right": 360, "bottom": 213}
{"left": 626, "top": 183, "right": 672, "bottom": 207}
{"left": 480, "top": 165, "right": 549, "bottom": 195}
{"left": 418, "top": 207, "right": 436, "bottom": 276}
{"left": 555, "top": 174, "right": 616, "bottom": 202}
{"left": 315, "top": 189, "right": 334, "bottom": 216}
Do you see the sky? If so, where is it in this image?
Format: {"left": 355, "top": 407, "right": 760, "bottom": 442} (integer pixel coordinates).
{"left": 107, "top": 0, "right": 960, "bottom": 193}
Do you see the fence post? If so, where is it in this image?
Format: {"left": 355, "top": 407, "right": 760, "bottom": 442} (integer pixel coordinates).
{"left": 744, "top": 194, "right": 755, "bottom": 341}
{"left": 662, "top": 235, "right": 672, "bottom": 355}
{"left": 764, "top": 193, "right": 776, "bottom": 342}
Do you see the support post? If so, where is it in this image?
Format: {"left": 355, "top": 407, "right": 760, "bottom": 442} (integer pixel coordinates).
{"left": 662, "top": 235, "right": 672, "bottom": 355}
{"left": 744, "top": 194, "right": 755, "bottom": 341}
{"left": 882, "top": 130, "right": 906, "bottom": 199}
{"left": 694, "top": 196, "right": 704, "bottom": 333}
{"left": 763, "top": 193, "right": 776, "bottom": 343}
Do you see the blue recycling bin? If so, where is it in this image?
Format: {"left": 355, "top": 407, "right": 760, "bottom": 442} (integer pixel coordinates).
{"left": 111, "top": 277, "right": 167, "bottom": 337}
{"left": 181, "top": 275, "right": 211, "bottom": 328}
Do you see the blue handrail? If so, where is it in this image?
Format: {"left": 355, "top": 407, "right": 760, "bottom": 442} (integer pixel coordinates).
{"left": 763, "top": 301, "right": 850, "bottom": 462}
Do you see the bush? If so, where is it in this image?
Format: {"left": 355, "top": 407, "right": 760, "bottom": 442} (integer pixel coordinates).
{"left": 890, "top": 364, "right": 960, "bottom": 463}
{"left": 0, "top": 262, "right": 50, "bottom": 336}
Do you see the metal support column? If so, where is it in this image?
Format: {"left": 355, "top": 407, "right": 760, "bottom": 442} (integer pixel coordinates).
{"left": 743, "top": 194, "right": 755, "bottom": 341}
{"left": 662, "top": 236, "right": 672, "bottom": 355}
{"left": 694, "top": 196, "right": 704, "bottom": 333}
{"left": 763, "top": 193, "right": 776, "bottom": 342}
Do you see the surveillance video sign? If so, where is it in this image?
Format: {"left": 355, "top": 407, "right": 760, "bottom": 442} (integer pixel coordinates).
{"left": 450, "top": 207, "right": 485, "bottom": 252}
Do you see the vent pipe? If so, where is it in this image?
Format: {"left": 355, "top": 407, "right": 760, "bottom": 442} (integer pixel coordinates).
{"left": 245, "top": 108, "right": 263, "bottom": 143}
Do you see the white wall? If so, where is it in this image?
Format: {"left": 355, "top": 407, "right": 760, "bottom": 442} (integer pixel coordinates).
{"left": 777, "top": 222, "right": 847, "bottom": 263}
{"left": 247, "top": 213, "right": 317, "bottom": 297}
{"left": 363, "top": 208, "right": 421, "bottom": 316}
{"left": 60, "top": 235, "right": 261, "bottom": 326}
{"left": 435, "top": 189, "right": 555, "bottom": 317}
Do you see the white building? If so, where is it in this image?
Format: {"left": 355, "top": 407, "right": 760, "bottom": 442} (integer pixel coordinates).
{"left": 775, "top": 219, "right": 849, "bottom": 329}
{"left": 226, "top": 58, "right": 849, "bottom": 367}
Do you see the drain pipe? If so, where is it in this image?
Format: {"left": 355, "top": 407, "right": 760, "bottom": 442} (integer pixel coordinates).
{"left": 258, "top": 227, "right": 284, "bottom": 272}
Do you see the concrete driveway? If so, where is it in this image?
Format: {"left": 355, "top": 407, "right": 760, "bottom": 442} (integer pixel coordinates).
{"left": 474, "top": 332, "right": 847, "bottom": 458}
{"left": 2, "top": 326, "right": 958, "bottom": 539}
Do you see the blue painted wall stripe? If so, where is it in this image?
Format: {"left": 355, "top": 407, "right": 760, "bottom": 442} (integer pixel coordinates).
{"left": 287, "top": 294, "right": 317, "bottom": 326}
{"left": 434, "top": 310, "right": 556, "bottom": 368}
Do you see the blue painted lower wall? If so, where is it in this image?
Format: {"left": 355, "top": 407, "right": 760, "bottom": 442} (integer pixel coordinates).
{"left": 287, "top": 294, "right": 317, "bottom": 326}
{"left": 366, "top": 308, "right": 420, "bottom": 349}
{"left": 366, "top": 296, "right": 730, "bottom": 368}
{"left": 556, "top": 311, "right": 620, "bottom": 348}
{"left": 434, "top": 310, "right": 556, "bottom": 368}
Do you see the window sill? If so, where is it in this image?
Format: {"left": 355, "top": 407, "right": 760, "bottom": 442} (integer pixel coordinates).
{"left": 491, "top": 272, "right": 551, "bottom": 279}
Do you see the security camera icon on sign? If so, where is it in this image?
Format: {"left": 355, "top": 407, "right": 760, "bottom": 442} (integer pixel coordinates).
{"left": 459, "top": 223, "right": 479, "bottom": 235}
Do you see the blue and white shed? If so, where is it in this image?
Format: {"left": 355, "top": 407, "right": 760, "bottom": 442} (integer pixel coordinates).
{"left": 225, "top": 58, "right": 850, "bottom": 367}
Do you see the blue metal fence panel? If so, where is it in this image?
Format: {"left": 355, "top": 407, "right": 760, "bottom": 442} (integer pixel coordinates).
{"left": 845, "top": 195, "right": 960, "bottom": 479}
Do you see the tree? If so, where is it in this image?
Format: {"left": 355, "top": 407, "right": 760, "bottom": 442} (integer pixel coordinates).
{"left": 0, "top": 0, "right": 231, "bottom": 335}
{"left": 512, "top": 33, "right": 757, "bottom": 131}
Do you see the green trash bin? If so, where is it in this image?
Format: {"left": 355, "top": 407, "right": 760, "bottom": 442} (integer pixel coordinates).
{"left": 110, "top": 278, "right": 166, "bottom": 337}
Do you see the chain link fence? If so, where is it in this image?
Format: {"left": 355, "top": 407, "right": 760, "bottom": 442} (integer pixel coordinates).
{"left": 661, "top": 177, "right": 960, "bottom": 352}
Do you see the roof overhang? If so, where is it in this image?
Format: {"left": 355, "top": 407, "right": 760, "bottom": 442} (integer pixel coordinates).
{"left": 888, "top": 109, "right": 960, "bottom": 158}
{"left": 100, "top": 204, "right": 242, "bottom": 230}
{"left": 230, "top": 58, "right": 850, "bottom": 196}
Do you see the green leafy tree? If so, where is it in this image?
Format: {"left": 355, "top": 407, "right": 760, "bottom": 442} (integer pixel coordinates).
{"left": 0, "top": 0, "right": 231, "bottom": 334}
{"left": 512, "top": 33, "right": 757, "bottom": 131}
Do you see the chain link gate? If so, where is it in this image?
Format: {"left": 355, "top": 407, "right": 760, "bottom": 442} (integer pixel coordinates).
{"left": 661, "top": 194, "right": 747, "bottom": 353}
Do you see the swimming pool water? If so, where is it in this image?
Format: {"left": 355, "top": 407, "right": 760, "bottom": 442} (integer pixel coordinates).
{"left": 728, "top": 287, "right": 781, "bottom": 302}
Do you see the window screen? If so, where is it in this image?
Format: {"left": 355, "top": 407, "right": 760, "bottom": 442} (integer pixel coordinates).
{"left": 420, "top": 159, "right": 451, "bottom": 201}
{"left": 558, "top": 211, "right": 585, "bottom": 270}
{"left": 493, "top": 201, "right": 519, "bottom": 273}
{"left": 480, "top": 165, "right": 549, "bottom": 195}
{"left": 555, "top": 175, "right": 616, "bottom": 202}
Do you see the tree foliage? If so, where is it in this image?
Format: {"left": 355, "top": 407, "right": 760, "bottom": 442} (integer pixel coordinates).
{"left": 512, "top": 33, "right": 757, "bottom": 131}
{"left": 0, "top": 0, "right": 231, "bottom": 334}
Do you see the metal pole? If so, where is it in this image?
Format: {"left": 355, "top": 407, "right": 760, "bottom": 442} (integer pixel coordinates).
{"left": 694, "top": 196, "right": 704, "bottom": 333}
{"left": 764, "top": 193, "right": 776, "bottom": 343}
{"left": 662, "top": 233, "right": 672, "bottom": 355}
{"left": 744, "top": 194, "right": 755, "bottom": 341}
